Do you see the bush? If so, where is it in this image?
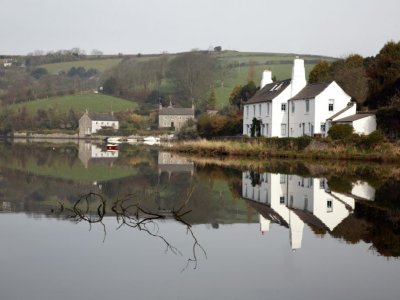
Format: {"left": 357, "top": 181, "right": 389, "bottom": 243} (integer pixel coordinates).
{"left": 328, "top": 124, "right": 353, "bottom": 140}
{"left": 363, "top": 130, "right": 385, "bottom": 148}
{"left": 376, "top": 105, "right": 400, "bottom": 139}
{"left": 176, "top": 119, "right": 199, "bottom": 140}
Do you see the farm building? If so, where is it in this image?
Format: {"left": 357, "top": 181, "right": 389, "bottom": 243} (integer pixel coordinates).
{"left": 243, "top": 58, "right": 376, "bottom": 137}
{"left": 79, "top": 111, "right": 119, "bottom": 136}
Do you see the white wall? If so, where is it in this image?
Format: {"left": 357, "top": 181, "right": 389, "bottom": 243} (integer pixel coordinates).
{"left": 91, "top": 120, "right": 119, "bottom": 133}
{"left": 351, "top": 180, "right": 376, "bottom": 201}
{"left": 288, "top": 82, "right": 351, "bottom": 137}
{"left": 352, "top": 116, "right": 377, "bottom": 135}
{"left": 242, "top": 85, "right": 292, "bottom": 137}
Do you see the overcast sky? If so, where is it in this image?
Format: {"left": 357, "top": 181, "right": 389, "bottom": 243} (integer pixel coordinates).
{"left": 1, "top": 0, "right": 399, "bottom": 57}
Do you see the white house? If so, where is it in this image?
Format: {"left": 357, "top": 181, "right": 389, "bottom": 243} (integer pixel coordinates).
{"left": 243, "top": 58, "right": 376, "bottom": 137}
{"left": 79, "top": 111, "right": 119, "bottom": 136}
{"left": 242, "top": 171, "right": 354, "bottom": 250}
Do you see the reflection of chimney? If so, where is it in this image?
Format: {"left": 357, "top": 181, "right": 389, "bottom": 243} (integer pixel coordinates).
{"left": 289, "top": 210, "right": 304, "bottom": 250}
{"left": 259, "top": 214, "right": 270, "bottom": 234}
{"left": 290, "top": 57, "right": 307, "bottom": 97}
{"left": 261, "top": 69, "right": 273, "bottom": 88}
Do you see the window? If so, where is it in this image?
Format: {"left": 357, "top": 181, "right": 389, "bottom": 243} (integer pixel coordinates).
{"left": 266, "top": 124, "right": 269, "bottom": 136}
{"left": 280, "top": 196, "right": 285, "bottom": 204}
{"left": 253, "top": 105, "right": 256, "bottom": 115}
{"left": 327, "top": 200, "right": 333, "bottom": 212}
{"left": 270, "top": 84, "right": 278, "bottom": 91}
{"left": 246, "top": 106, "right": 249, "bottom": 118}
{"left": 321, "top": 123, "right": 326, "bottom": 132}
{"left": 259, "top": 104, "right": 261, "bottom": 116}
{"left": 281, "top": 124, "right": 286, "bottom": 136}
{"left": 291, "top": 101, "right": 295, "bottom": 113}
{"left": 305, "top": 100, "right": 310, "bottom": 113}
{"left": 281, "top": 103, "right": 286, "bottom": 111}
{"left": 329, "top": 99, "right": 334, "bottom": 111}
{"left": 266, "top": 103, "right": 270, "bottom": 115}
{"left": 280, "top": 174, "right": 286, "bottom": 184}
{"left": 290, "top": 195, "right": 294, "bottom": 207}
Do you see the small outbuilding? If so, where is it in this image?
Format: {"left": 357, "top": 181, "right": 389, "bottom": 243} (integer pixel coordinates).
{"left": 79, "top": 111, "right": 119, "bottom": 136}
{"left": 333, "top": 113, "right": 377, "bottom": 135}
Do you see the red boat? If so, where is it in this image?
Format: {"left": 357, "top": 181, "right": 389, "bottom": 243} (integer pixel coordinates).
{"left": 106, "top": 144, "right": 119, "bottom": 151}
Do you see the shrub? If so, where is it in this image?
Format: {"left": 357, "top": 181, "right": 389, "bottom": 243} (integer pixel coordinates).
{"left": 328, "top": 124, "right": 353, "bottom": 140}
{"left": 176, "top": 119, "right": 199, "bottom": 140}
{"left": 363, "top": 130, "right": 385, "bottom": 148}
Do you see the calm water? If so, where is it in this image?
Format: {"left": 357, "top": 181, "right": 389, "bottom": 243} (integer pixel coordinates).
{"left": 0, "top": 141, "right": 399, "bottom": 300}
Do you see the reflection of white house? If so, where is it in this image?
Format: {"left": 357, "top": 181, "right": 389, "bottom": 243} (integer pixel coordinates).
{"left": 78, "top": 141, "right": 118, "bottom": 168}
{"left": 79, "top": 111, "right": 119, "bottom": 136}
{"left": 243, "top": 58, "right": 376, "bottom": 137}
{"left": 242, "top": 172, "right": 358, "bottom": 250}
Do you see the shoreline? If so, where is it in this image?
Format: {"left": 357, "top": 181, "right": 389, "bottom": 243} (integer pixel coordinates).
{"left": 166, "top": 139, "right": 400, "bottom": 163}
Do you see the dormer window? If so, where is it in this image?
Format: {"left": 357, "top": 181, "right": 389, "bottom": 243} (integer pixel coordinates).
{"left": 270, "top": 84, "right": 278, "bottom": 91}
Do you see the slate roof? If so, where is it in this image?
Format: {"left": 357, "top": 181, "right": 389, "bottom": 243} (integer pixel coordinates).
{"left": 334, "top": 113, "right": 375, "bottom": 123}
{"left": 89, "top": 113, "right": 118, "bottom": 122}
{"left": 290, "top": 81, "right": 333, "bottom": 101}
{"left": 246, "top": 79, "right": 291, "bottom": 104}
{"left": 327, "top": 103, "right": 355, "bottom": 120}
{"left": 159, "top": 107, "right": 194, "bottom": 116}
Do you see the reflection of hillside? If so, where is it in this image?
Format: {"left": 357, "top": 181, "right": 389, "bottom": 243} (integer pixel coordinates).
{"left": 0, "top": 143, "right": 135, "bottom": 182}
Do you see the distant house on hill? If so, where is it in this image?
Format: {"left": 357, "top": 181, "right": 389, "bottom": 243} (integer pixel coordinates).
{"left": 79, "top": 111, "right": 119, "bottom": 136}
{"left": 158, "top": 101, "right": 194, "bottom": 130}
{"left": 243, "top": 58, "right": 376, "bottom": 137}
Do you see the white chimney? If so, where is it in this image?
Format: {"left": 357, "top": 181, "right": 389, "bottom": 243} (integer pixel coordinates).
{"left": 260, "top": 69, "right": 273, "bottom": 89}
{"left": 290, "top": 57, "right": 307, "bottom": 97}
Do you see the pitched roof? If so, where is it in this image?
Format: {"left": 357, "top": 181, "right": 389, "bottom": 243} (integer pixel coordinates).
{"left": 327, "top": 103, "right": 355, "bottom": 120}
{"left": 159, "top": 107, "right": 194, "bottom": 116}
{"left": 89, "top": 113, "right": 118, "bottom": 122}
{"left": 246, "top": 79, "right": 291, "bottom": 104}
{"left": 290, "top": 81, "right": 332, "bottom": 101}
{"left": 334, "top": 113, "right": 375, "bottom": 123}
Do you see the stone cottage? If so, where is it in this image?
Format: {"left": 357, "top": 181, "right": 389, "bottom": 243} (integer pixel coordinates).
{"left": 158, "top": 101, "right": 194, "bottom": 130}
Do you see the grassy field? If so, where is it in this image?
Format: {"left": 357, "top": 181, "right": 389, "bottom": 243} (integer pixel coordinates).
{"left": 41, "top": 58, "right": 123, "bottom": 73}
{"left": 213, "top": 51, "right": 336, "bottom": 108}
{"left": 8, "top": 93, "right": 138, "bottom": 114}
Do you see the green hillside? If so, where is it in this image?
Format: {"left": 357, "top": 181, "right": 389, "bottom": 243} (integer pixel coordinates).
{"left": 8, "top": 93, "right": 138, "bottom": 114}
{"left": 41, "top": 58, "right": 123, "bottom": 73}
{"left": 213, "top": 51, "right": 336, "bottom": 107}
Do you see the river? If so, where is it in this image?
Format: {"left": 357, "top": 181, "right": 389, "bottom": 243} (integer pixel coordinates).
{"left": 0, "top": 141, "right": 399, "bottom": 300}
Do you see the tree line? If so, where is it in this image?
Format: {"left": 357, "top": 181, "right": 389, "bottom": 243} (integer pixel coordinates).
{"left": 309, "top": 40, "right": 400, "bottom": 109}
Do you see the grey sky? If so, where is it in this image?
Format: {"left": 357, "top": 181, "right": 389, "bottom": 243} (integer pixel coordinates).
{"left": 1, "top": 0, "right": 399, "bottom": 57}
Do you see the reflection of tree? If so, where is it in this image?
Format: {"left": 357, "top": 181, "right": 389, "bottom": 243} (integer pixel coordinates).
{"left": 59, "top": 191, "right": 206, "bottom": 271}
